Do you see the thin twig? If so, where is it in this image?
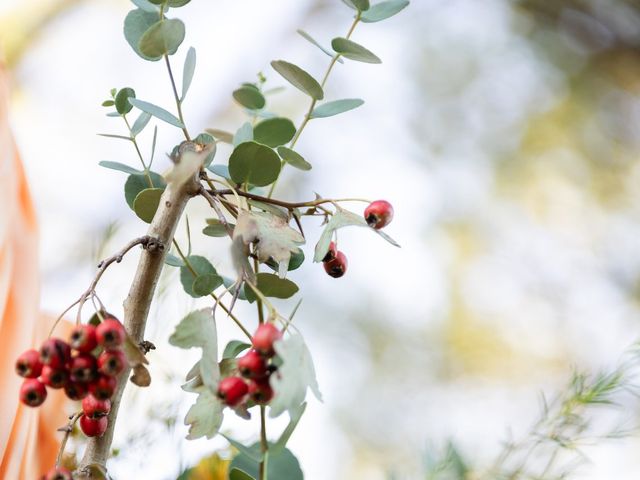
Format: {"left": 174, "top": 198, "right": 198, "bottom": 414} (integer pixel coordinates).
{"left": 56, "top": 411, "right": 83, "bottom": 467}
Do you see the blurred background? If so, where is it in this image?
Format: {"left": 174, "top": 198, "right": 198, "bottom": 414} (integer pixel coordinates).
{"left": 3, "top": 0, "right": 640, "bottom": 478}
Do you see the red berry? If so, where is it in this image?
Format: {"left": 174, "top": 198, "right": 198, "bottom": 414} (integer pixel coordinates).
{"left": 69, "top": 324, "right": 97, "bottom": 353}
{"left": 40, "top": 366, "right": 69, "bottom": 389}
{"left": 364, "top": 200, "right": 394, "bottom": 229}
{"left": 97, "top": 349, "right": 127, "bottom": 376}
{"left": 64, "top": 381, "right": 89, "bottom": 401}
{"left": 322, "top": 241, "right": 338, "bottom": 263}
{"left": 323, "top": 251, "right": 348, "bottom": 278}
{"left": 69, "top": 353, "right": 98, "bottom": 383}
{"left": 217, "top": 376, "right": 248, "bottom": 407}
{"left": 15, "top": 349, "right": 43, "bottom": 378}
{"left": 19, "top": 378, "right": 47, "bottom": 407}
{"left": 79, "top": 414, "right": 108, "bottom": 437}
{"left": 39, "top": 338, "right": 71, "bottom": 369}
{"left": 237, "top": 349, "right": 268, "bottom": 379}
{"left": 252, "top": 323, "right": 282, "bottom": 358}
{"left": 248, "top": 379, "right": 274, "bottom": 405}
{"left": 96, "top": 318, "right": 126, "bottom": 349}
{"left": 44, "top": 466, "right": 73, "bottom": 480}
{"left": 82, "top": 394, "right": 111, "bottom": 418}
{"left": 89, "top": 374, "right": 117, "bottom": 400}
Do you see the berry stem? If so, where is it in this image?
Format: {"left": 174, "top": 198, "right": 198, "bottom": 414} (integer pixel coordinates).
{"left": 260, "top": 405, "right": 268, "bottom": 480}
{"left": 56, "top": 411, "right": 83, "bottom": 468}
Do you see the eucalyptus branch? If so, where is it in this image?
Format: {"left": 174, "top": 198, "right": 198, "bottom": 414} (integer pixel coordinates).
{"left": 164, "top": 54, "right": 191, "bottom": 141}
{"left": 198, "top": 186, "right": 234, "bottom": 237}
{"left": 208, "top": 188, "right": 368, "bottom": 211}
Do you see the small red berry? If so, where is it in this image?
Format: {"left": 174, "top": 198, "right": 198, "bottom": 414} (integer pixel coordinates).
{"left": 248, "top": 379, "right": 274, "bottom": 405}
{"left": 217, "top": 376, "right": 248, "bottom": 407}
{"left": 89, "top": 374, "right": 117, "bottom": 400}
{"left": 39, "top": 338, "right": 71, "bottom": 369}
{"left": 69, "top": 324, "right": 97, "bottom": 353}
{"left": 97, "top": 349, "right": 127, "bottom": 376}
{"left": 44, "top": 466, "right": 73, "bottom": 480}
{"left": 322, "top": 241, "right": 338, "bottom": 263}
{"left": 19, "top": 378, "right": 47, "bottom": 407}
{"left": 252, "top": 323, "right": 282, "bottom": 358}
{"left": 40, "top": 366, "right": 69, "bottom": 389}
{"left": 82, "top": 394, "right": 111, "bottom": 418}
{"left": 238, "top": 349, "right": 268, "bottom": 379}
{"left": 69, "top": 353, "right": 98, "bottom": 383}
{"left": 15, "top": 349, "right": 43, "bottom": 378}
{"left": 96, "top": 318, "right": 126, "bottom": 349}
{"left": 64, "top": 381, "right": 89, "bottom": 401}
{"left": 323, "top": 251, "right": 348, "bottom": 278}
{"left": 79, "top": 414, "right": 108, "bottom": 437}
{"left": 364, "top": 200, "right": 394, "bottom": 229}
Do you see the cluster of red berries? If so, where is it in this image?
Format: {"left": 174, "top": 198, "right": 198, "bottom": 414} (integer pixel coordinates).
{"left": 16, "top": 316, "right": 128, "bottom": 438}
{"left": 217, "top": 323, "right": 282, "bottom": 408}
{"left": 322, "top": 200, "right": 394, "bottom": 278}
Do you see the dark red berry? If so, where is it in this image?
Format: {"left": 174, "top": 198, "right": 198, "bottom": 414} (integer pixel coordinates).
{"left": 69, "top": 324, "right": 97, "bottom": 353}
{"left": 252, "top": 323, "right": 282, "bottom": 358}
{"left": 69, "top": 353, "right": 98, "bottom": 383}
{"left": 82, "top": 394, "right": 111, "bottom": 418}
{"left": 39, "top": 338, "right": 71, "bottom": 369}
{"left": 238, "top": 349, "right": 268, "bottom": 379}
{"left": 64, "top": 381, "right": 89, "bottom": 401}
{"left": 248, "top": 379, "right": 274, "bottom": 405}
{"left": 96, "top": 318, "right": 126, "bottom": 349}
{"left": 323, "top": 251, "right": 348, "bottom": 278}
{"left": 322, "top": 241, "right": 338, "bottom": 263}
{"left": 19, "top": 378, "right": 47, "bottom": 407}
{"left": 364, "top": 200, "right": 394, "bottom": 229}
{"left": 40, "top": 366, "right": 69, "bottom": 389}
{"left": 89, "top": 374, "right": 117, "bottom": 400}
{"left": 15, "top": 349, "right": 43, "bottom": 378}
{"left": 97, "top": 349, "right": 127, "bottom": 377}
{"left": 44, "top": 466, "right": 73, "bottom": 480}
{"left": 217, "top": 376, "right": 248, "bottom": 407}
{"left": 79, "top": 414, "right": 108, "bottom": 437}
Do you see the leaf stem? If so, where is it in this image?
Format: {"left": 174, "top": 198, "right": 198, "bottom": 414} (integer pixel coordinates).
{"left": 123, "top": 114, "right": 154, "bottom": 187}
{"left": 56, "top": 411, "right": 83, "bottom": 467}
{"left": 209, "top": 188, "right": 368, "bottom": 210}
{"left": 164, "top": 54, "right": 191, "bottom": 141}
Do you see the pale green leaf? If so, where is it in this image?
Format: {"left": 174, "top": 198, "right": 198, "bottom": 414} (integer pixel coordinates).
{"left": 184, "top": 390, "right": 224, "bottom": 439}
{"left": 310, "top": 98, "right": 364, "bottom": 119}
{"left": 297, "top": 29, "right": 343, "bottom": 63}
{"left": 99, "top": 161, "right": 142, "bottom": 175}
{"left": 253, "top": 118, "right": 296, "bottom": 147}
{"left": 331, "top": 37, "right": 382, "bottom": 63}
{"left": 133, "top": 187, "right": 164, "bottom": 223}
{"left": 181, "top": 46, "right": 196, "bottom": 100}
{"left": 270, "top": 60, "right": 324, "bottom": 100}
{"left": 128, "top": 98, "right": 184, "bottom": 128}
{"left": 245, "top": 273, "right": 299, "bottom": 303}
{"left": 277, "top": 146, "right": 312, "bottom": 171}
{"left": 123, "top": 9, "right": 162, "bottom": 61}
{"left": 138, "top": 18, "right": 185, "bottom": 58}
{"left": 361, "top": 0, "right": 409, "bottom": 22}
{"left": 131, "top": 111, "right": 152, "bottom": 136}
{"left": 229, "top": 141, "right": 281, "bottom": 187}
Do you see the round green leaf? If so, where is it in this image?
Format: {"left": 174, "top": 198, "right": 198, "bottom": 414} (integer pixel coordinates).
{"left": 124, "top": 9, "right": 163, "bottom": 61}
{"left": 124, "top": 171, "right": 166, "bottom": 209}
{"left": 192, "top": 274, "right": 220, "bottom": 296}
{"left": 233, "top": 87, "right": 266, "bottom": 110}
{"left": 270, "top": 60, "right": 324, "bottom": 100}
{"left": 138, "top": 19, "right": 186, "bottom": 58}
{"left": 277, "top": 146, "right": 312, "bottom": 171}
{"left": 115, "top": 88, "right": 136, "bottom": 115}
{"left": 229, "top": 444, "right": 303, "bottom": 480}
{"left": 253, "top": 118, "right": 296, "bottom": 147}
{"left": 331, "top": 37, "right": 382, "bottom": 64}
{"left": 168, "top": 0, "right": 191, "bottom": 6}
{"left": 179, "top": 255, "right": 222, "bottom": 298}
{"left": 229, "top": 141, "right": 281, "bottom": 187}
{"left": 133, "top": 188, "right": 164, "bottom": 223}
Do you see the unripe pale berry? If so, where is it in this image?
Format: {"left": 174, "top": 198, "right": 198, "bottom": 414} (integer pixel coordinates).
{"left": 82, "top": 394, "right": 111, "bottom": 418}
{"left": 217, "top": 376, "right": 248, "bottom": 407}
{"left": 15, "top": 349, "right": 43, "bottom": 378}
{"left": 96, "top": 318, "right": 126, "bottom": 349}
{"left": 322, "top": 241, "right": 338, "bottom": 263}
{"left": 79, "top": 414, "right": 108, "bottom": 437}
{"left": 248, "top": 379, "right": 274, "bottom": 405}
{"left": 364, "top": 200, "right": 394, "bottom": 229}
{"left": 98, "top": 349, "right": 127, "bottom": 376}
{"left": 69, "top": 324, "right": 97, "bottom": 353}
{"left": 69, "top": 353, "right": 98, "bottom": 383}
{"left": 238, "top": 349, "right": 268, "bottom": 379}
{"left": 252, "top": 323, "right": 282, "bottom": 358}
{"left": 40, "top": 366, "right": 69, "bottom": 389}
{"left": 20, "top": 378, "right": 47, "bottom": 407}
{"left": 323, "top": 251, "right": 348, "bottom": 278}
{"left": 44, "top": 466, "right": 73, "bottom": 480}
{"left": 89, "top": 374, "right": 117, "bottom": 400}
{"left": 64, "top": 381, "right": 89, "bottom": 401}
{"left": 39, "top": 338, "right": 71, "bottom": 369}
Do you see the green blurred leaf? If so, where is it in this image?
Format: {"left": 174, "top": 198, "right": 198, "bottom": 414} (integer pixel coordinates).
{"left": 180, "top": 255, "right": 223, "bottom": 298}
{"left": 233, "top": 87, "right": 266, "bottom": 110}
{"left": 361, "top": 0, "right": 409, "bottom": 22}
{"left": 130, "top": 0, "right": 160, "bottom": 13}
{"left": 184, "top": 390, "right": 224, "bottom": 440}
{"left": 133, "top": 187, "right": 164, "bottom": 223}
{"left": 331, "top": 37, "right": 381, "bottom": 63}
{"left": 229, "top": 141, "right": 281, "bottom": 187}
{"left": 297, "top": 29, "right": 343, "bottom": 63}
{"left": 222, "top": 340, "right": 251, "bottom": 360}
{"left": 342, "top": 0, "right": 370, "bottom": 10}
{"left": 265, "top": 249, "right": 305, "bottom": 273}
{"left": 99, "top": 161, "right": 142, "bottom": 175}
{"left": 168, "top": 0, "right": 191, "bottom": 6}
{"left": 124, "top": 9, "right": 162, "bottom": 61}
{"left": 115, "top": 87, "right": 136, "bottom": 115}
{"left": 128, "top": 98, "right": 185, "bottom": 128}
{"left": 202, "top": 220, "right": 231, "bottom": 237}
{"left": 253, "top": 118, "right": 296, "bottom": 147}
{"left": 97, "top": 133, "right": 132, "bottom": 142}
{"left": 276, "top": 147, "right": 312, "bottom": 171}
{"left": 233, "top": 122, "right": 254, "bottom": 147}
{"left": 124, "top": 171, "right": 166, "bottom": 209}
{"left": 181, "top": 46, "right": 196, "bottom": 100}
{"left": 310, "top": 98, "right": 364, "bottom": 119}
{"left": 165, "top": 252, "right": 185, "bottom": 267}
{"left": 245, "top": 273, "right": 299, "bottom": 303}
{"left": 223, "top": 435, "right": 263, "bottom": 462}
{"left": 102, "top": 100, "right": 115, "bottom": 107}
{"left": 229, "top": 444, "right": 302, "bottom": 480}
{"left": 138, "top": 18, "right": 185, "bottom": 58}
{"left": 229, "top": 469, "right": 254, "bottom": 480}
{"left": 192, "top": 274, "right": 221, "bottom": 296}
{"left": 205, "top": 128, "right": 233, "bottom": 144}
{"left": 207, "top": 164, "right": 231, "bottom": 179}
{"left": 271, "top": 60, "right": 324, "bottom": 100}
{"left": 131, "top": 111, "right": 152, "bottom": 136}
{"left": 271, "top": 403, "right": 306, "bottom": 455}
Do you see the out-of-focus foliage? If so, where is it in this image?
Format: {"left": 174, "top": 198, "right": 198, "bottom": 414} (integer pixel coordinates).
{"left": 177, "top": 452, "right": 229, "bottom": 480}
